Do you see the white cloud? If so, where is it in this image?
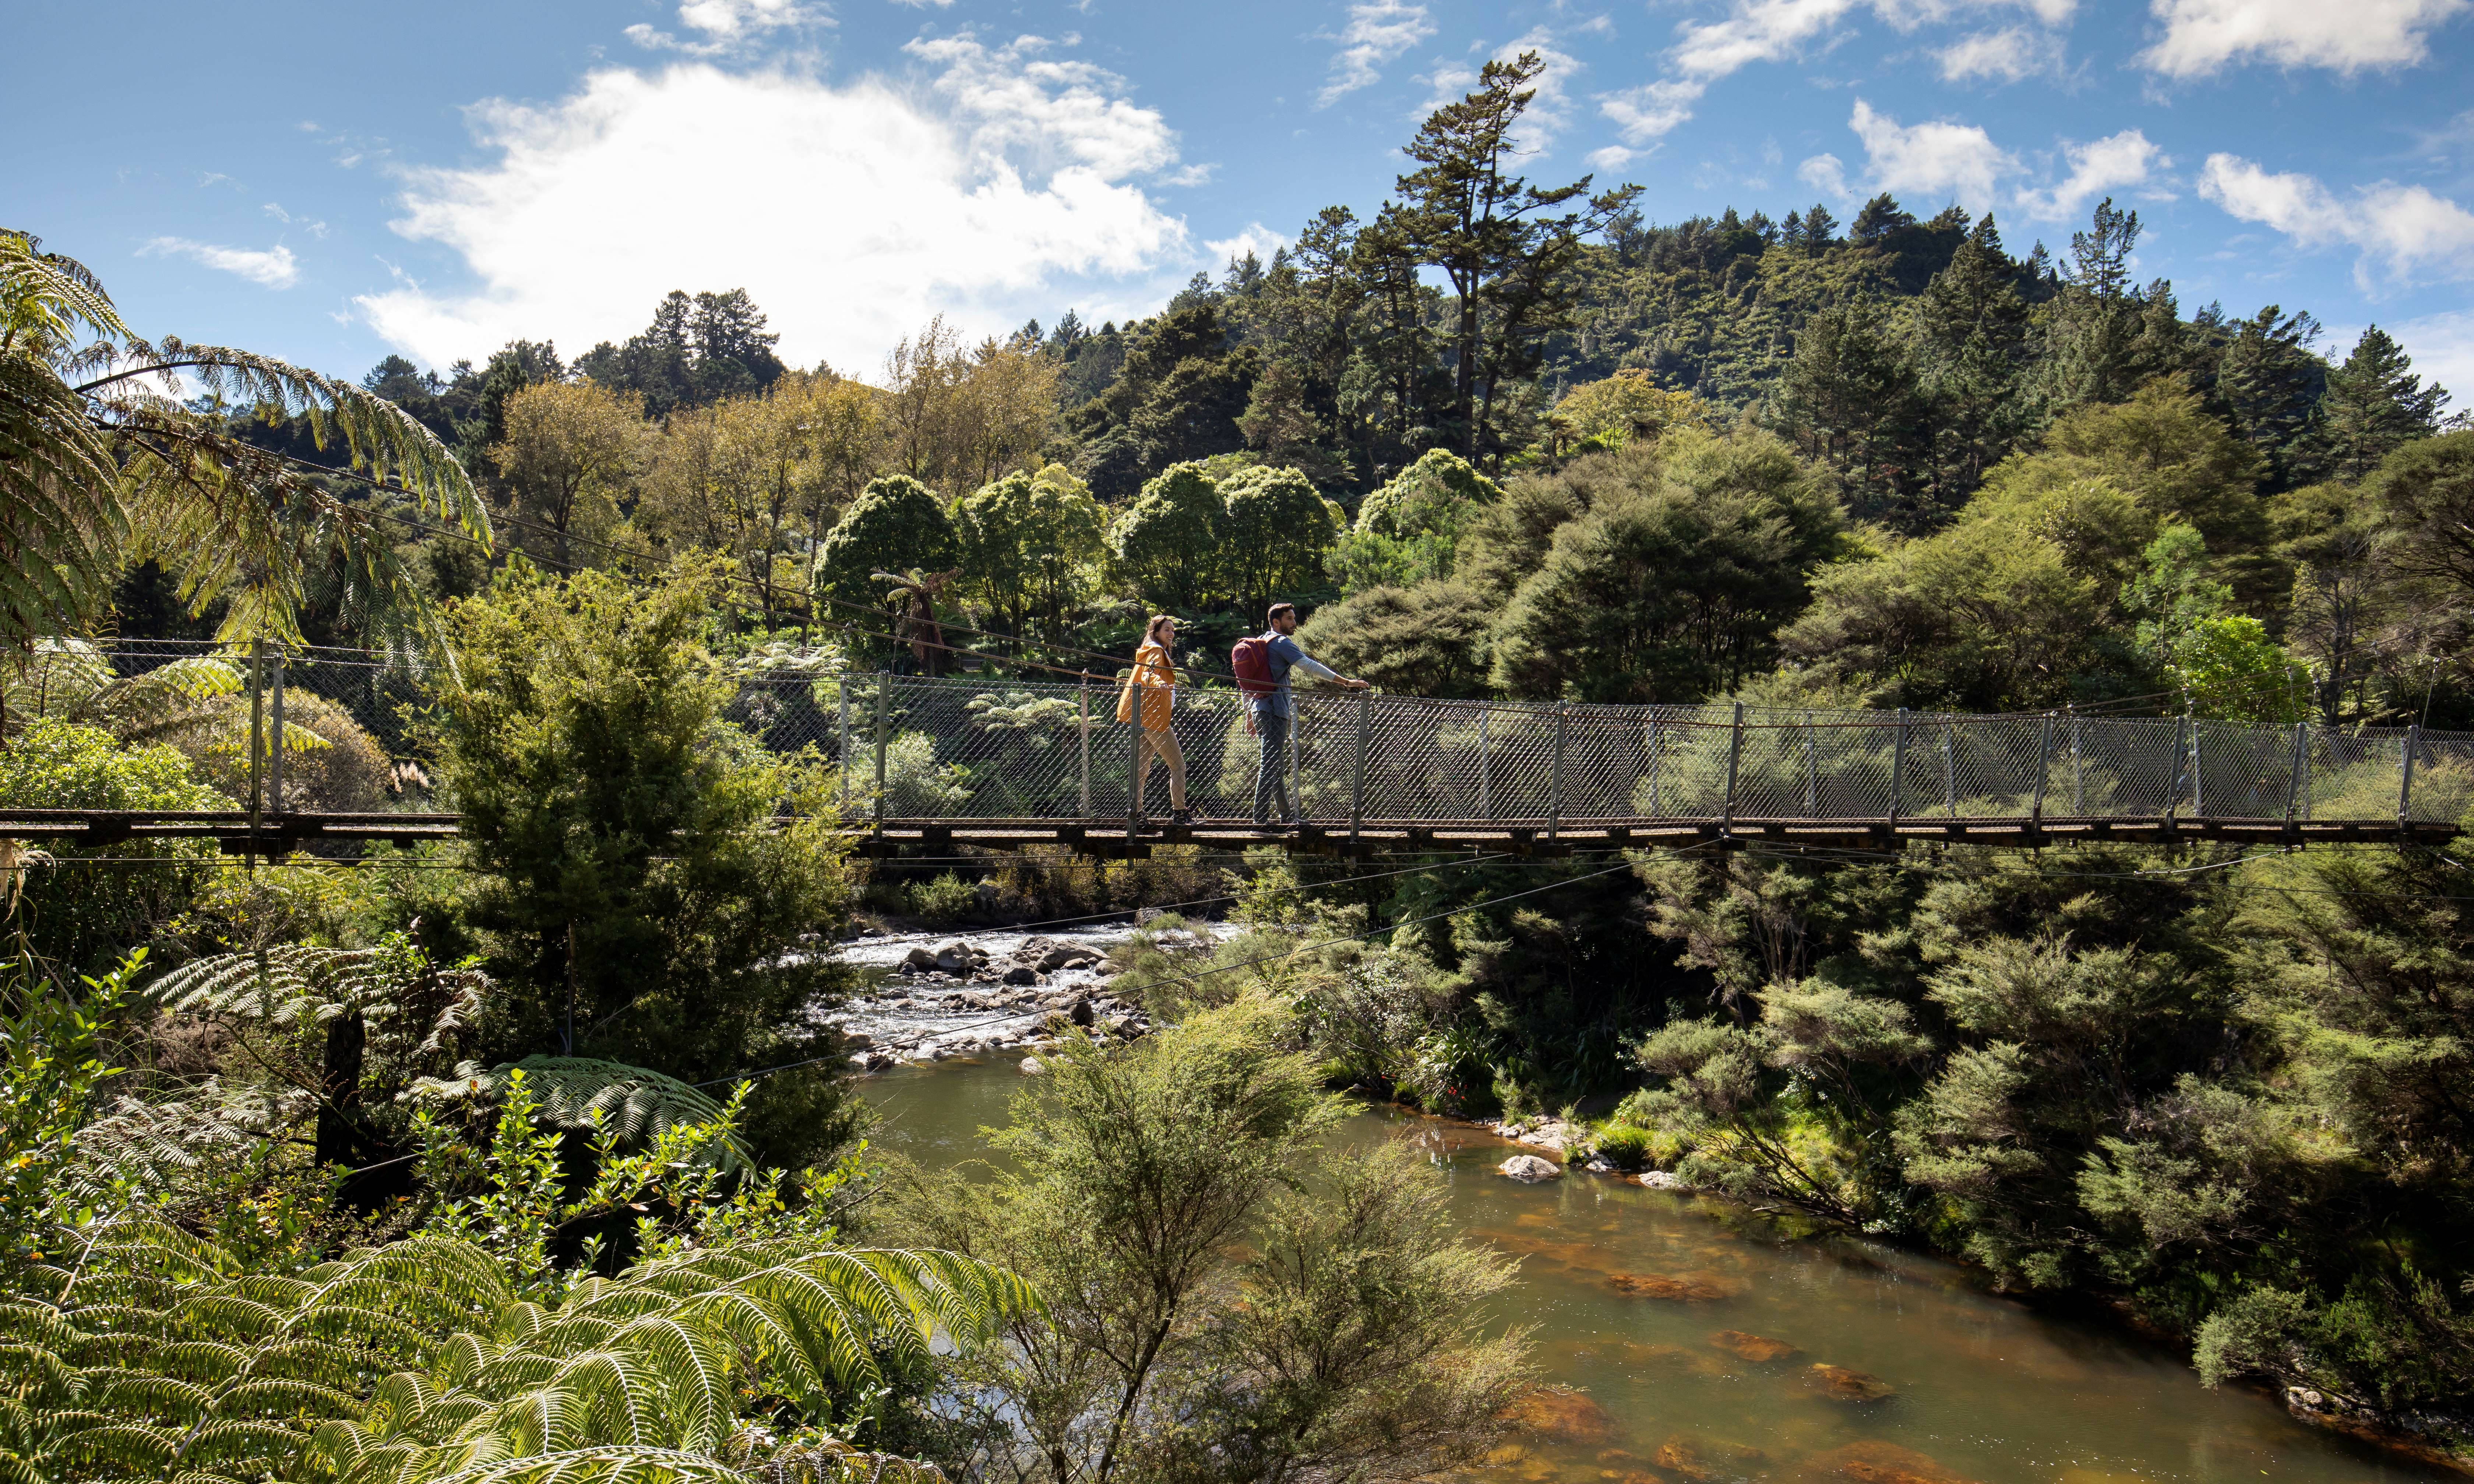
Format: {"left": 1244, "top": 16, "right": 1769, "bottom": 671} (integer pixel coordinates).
{"left": 1798, "top": 152, "right": 1852, "bottom": 197}
{"left": 1600, "top": 79, "right": 1704, "bottom": 144}
{"left": 2139, "top": 0, "right": 2467, "bottom": 77}
{"left": 262, "top": 202, "right": 330, "bottom": 238}
{"left": 1847, "top": 99, "right": 2015, "bottom": 211}
{"left": 1936, "top": 25, "right": 2065, "bottom": 80}
{"left": 2199, "top": 152, "right": 2474, "bottom": 286}
{"left": 356, "top": 42, "right": 1192, "bottom": 372}
{"left": 627, "top": 0, "right": 827, "bottom": 55}
{"left": 1590, "top": 144, "right": 1639, "bottom": 172}
{"left": 138, "top": 237, "right": 300, "bottom": 289}
{"left": 2384, "top": 310, "right": 2472, "bottom": 408}
{"left": 1318, "top": 1, "right": 1434, "bottom": 107}
{"left": 1205, "top": 222, "right": 1289, "bottom": 266}
{"left": 2016, "top": 128, "right": 2168, "bottom": 220}
{"left": 1636, "top": 0, "right": 2070, "bottom": 137}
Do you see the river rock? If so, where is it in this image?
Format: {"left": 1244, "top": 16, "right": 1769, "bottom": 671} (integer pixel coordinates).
{"left": 1653, "top": 1434, "right": 1767, "bottom": 1481}
{"left": 1637, "top": 1170, "right": 1687, "bottom": 1190}
{"left": 1002, "top": 966, "right": 1040, "bottom": 986}
{"left": 1018, "top": 1055, "right": 1046, "bottom": 1075}
{"left": 1498, "top": 1154, "right": 1562, "bottom": 1182}
{"left": 1799, "top": 1441, "right": 1971, "bottom": 1483}
{"left": 902, "top": 946, "right": 941, "bottom": 971}
{"left": 1804, "top": 1363, "right": 1896, "bottom": 1403}
{"left": 1607, "top": 1272, "right": 1734, "bottom": 1301}
{"left": 1503, "top": 1387, "right": 1615, "bottom": 1445}
{"left": 933, "top": 940, "right": 983, "bottom": 974}
{"left": 1708, "top": 1329, "right": 1800, "bottom": 1363}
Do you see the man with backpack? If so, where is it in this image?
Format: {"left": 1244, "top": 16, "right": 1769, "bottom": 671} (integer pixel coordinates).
{"left": 1231, "top": 601, "right": 1370, "bottom": 826}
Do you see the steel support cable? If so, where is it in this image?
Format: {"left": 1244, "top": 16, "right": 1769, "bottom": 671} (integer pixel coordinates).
{"left": 1717, "top": 837, "right": 2474, "bottom": 900}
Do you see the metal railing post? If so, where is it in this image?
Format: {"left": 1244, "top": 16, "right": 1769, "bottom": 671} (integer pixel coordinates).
{"left": 268, "top": 650, "right": 286, "bottom": 820}
{"left": 1722, "top": 702, "right": 1744, "bottom": 835}
{"left": 2286, "top": 721, "right": 2308, "bottom": 829}
{"left": 2031, "top": 712, "right": 2052, "bottom": 832}
{"left": 1078, "top": 675, "right": 1092, "bottom": 819}
{"left": 1128, "top": 693, "right": 1143, "bottom": 839}
{"left": 2401, "top": 723, "right": 2422, "bottom": 826}
{"left": 2168, "top": 703, "right": 2188, "bottom": 827}
{"left": 1888, "top": 708, "right": 1907, "bottom": 827}
{"left": 1350, "top": 689, "right": 1371, "bottom": 846}
{"left": 836, "top": 684, "right": 852, "bottom": 810}
{"left": 1290, "top": 697, "right": 1305, "bottom": 823}
{"left": 2192, "top": 711, "right": 2206, "bottom": 819}
{"left": 1646, "top": 713, "right": 1661, "bottom": 817}
{"left": 1549, "top": 703, "right": 1569, "bottom": 841}
{"left": 1480, "top": 709, "right": 1494, "bottom": 820}
{"left": 1804, "top": 709, "right": 1818, "bottom": 816}
{"left": 873, "top": 671, "right": 889, "bottom": 835}
{"left": 246, "top": 639, "right": 265, "bottom": 862}
{"left": 1941, "top": 716, "right": 1957, "bottom": 818}
{"left": 2069, "top": 706, "right": 2084, "bottom": 815}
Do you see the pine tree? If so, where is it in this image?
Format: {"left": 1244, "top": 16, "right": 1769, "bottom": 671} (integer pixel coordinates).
{"left": 2043, "top": 198, "right": 2146, "bottom": 410}
{"left": 2211, "top": 305, "right": 2326, "bottom": 490}
{"left": 1912, "top": 215, "right": 2032, "bottom": 497}
{"left": 1388, "top": 50, "right": 1641, "bottom": 460}
{"left": 2322, "top": 325, "right": 2450, "bottom": 481}
{"left": 1804, "top": 204, "right": 1840, "bottom": 250}
{"left": 1778, "top": 299, "right": 1932, "bottom": 528}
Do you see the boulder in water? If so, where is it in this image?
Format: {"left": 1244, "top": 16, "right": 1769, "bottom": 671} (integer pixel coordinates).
{"left": 1654, "top": 1434, "right": 1767, "bottom": 1481}
{"left": 1708, "top": 1329, "right": 1799, "bottom": 1363}
{"left": 1498, "top": 1154, "right": 1562, "bottom": 1182}
{"left": 933, "top": 940, "right": 980, "bottom": 974}
{"left": 902, "top": 946, "right": 940, "bottom": 971}
{"left": 1798, "top": 1440, "right": 1971, "bottom": 1483}
{"left": 1502, "top": 1387, "right": 1615, "bottom": 1445}
{"left": 1607, "top": 1272, "right": 1734, "bottom": 1301}
{"left": 1804, "top": 1363, "right": 1896, "bottom": 1403}
{"left": 1018, "top": 1055, "right": 1046, "bottom": 1076}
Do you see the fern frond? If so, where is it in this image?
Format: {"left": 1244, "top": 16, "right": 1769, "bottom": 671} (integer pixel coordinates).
{"left": 415, "top": 1059, "right": 753, "bottom": 1173}
{"left": 426, "top": 1445, "right": 753, "bottom": 1484}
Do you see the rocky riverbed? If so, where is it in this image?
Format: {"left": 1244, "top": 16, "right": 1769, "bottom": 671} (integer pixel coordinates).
{"left": 824, "top": 919, "right": 1231, "bottom": 1069}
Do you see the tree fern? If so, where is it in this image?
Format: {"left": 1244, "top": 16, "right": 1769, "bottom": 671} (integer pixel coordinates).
{"left": 414, "top": 1059, "right": 752, "bottom": 1173}
{"left": 1, "top": 230, "right": 487, "bottom": 660}
{"left": 2, "top": 1223, "right": 1023, "bottom": 1484}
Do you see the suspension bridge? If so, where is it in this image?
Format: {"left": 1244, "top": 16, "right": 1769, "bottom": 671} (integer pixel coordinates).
{"left": 4, "top": 643, "right": 2466, "bottom": 860}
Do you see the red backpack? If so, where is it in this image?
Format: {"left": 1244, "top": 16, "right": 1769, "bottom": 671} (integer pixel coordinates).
{"left": 1231, "top": 636, "right": 1278, "bottom": 732}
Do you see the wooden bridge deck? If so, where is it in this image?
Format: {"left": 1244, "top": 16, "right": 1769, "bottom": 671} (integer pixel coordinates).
{"left": 0, "top": 809, "right": 2453, "bottom": 859}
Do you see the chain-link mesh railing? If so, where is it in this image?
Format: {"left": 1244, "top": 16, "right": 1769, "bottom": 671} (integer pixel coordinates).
{"left": 32, "top": 642, "right": 2474, "bottom": 830}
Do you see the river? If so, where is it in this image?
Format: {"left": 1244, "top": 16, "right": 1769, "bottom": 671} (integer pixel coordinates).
{"left": 861, "top": 1043, "right": 2455, "bottom": 1484}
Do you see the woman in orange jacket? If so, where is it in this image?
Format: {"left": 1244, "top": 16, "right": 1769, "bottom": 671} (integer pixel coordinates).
{"left": 1117, "top": 614, "right": 1190, "bottom": 823}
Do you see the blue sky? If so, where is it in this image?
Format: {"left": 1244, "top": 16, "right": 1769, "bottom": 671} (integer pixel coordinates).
{"left": 10, "top": 0, "right": 2473, "bottom": 399}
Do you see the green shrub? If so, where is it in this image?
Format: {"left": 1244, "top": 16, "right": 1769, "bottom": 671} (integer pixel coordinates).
{"left": 908, "top": 871, "right": 979, "bottom": 925}
{"left": 1589, "top": 1123, "right": 1654, "bottom": 1170}
{"left": 0, "top": 719, "right": 227, "bottom": 976}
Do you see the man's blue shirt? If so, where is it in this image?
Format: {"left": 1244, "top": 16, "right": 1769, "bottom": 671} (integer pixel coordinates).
{"left": 1252, "top": 632, "right": 1339, "bottom": 721}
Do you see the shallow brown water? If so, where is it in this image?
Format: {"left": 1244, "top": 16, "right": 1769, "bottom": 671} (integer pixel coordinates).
{"left": 865, "top": 1056, "right": 2455, "bottom": 1484}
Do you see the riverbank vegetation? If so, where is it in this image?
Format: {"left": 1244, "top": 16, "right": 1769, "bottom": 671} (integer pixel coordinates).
{"left": 10, "top": 37, "right": 2474, "bottom": 1478}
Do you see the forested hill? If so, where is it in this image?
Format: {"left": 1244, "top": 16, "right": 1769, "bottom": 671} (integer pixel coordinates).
{"left": 201, "top": 50, "right": 2461, "bottom": 739}
{"left": 1043, "top": 191, "right": 2351, "bottom": 537}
